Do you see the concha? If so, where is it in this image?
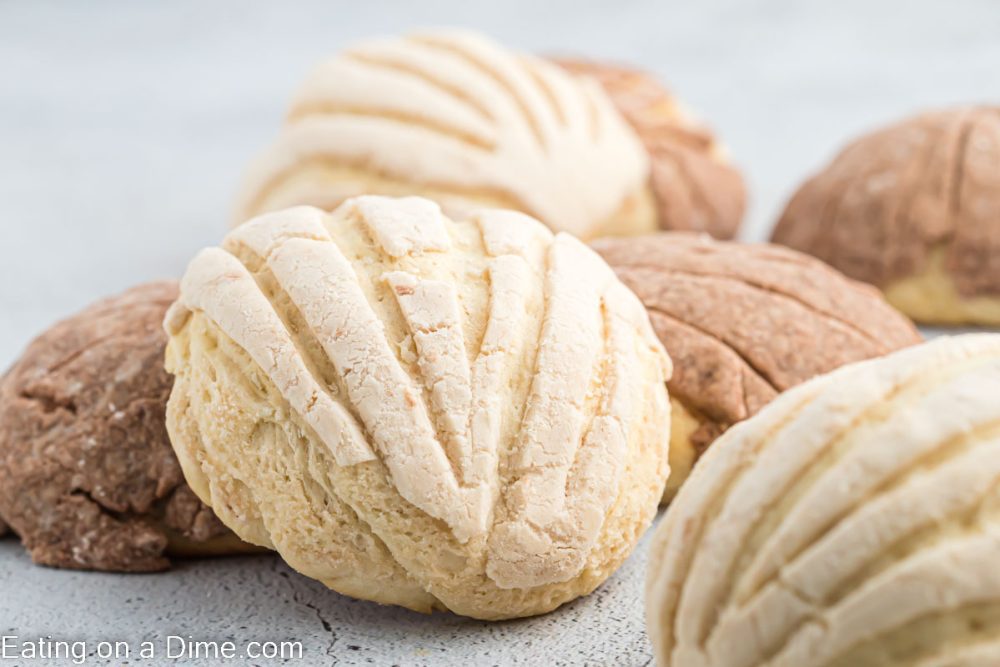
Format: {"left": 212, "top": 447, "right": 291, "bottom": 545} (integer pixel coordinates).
{"left": 165, "top": 195, "right": 672, "bottom": 619}
{"left": 647, "top": 334, "right": 1000, "bottom": 666}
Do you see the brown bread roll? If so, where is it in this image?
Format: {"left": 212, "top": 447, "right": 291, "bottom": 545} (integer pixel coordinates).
{"left": 773, "top": 107, "right": 1000, "bottom": 325}
{"left": 593, "top": 232, "right": 922, "bottom": 501}
{"left": 0, "top": 282, "right": 252, "bottom": 572}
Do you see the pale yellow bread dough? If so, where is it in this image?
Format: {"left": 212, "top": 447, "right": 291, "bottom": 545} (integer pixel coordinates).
{"left": 647, "top": 334, "right": 1000, "bottom": 666}
{"left": 165, "top": 196, "right": 672, "bottom": 619}
{"left": 664, "top": 398, "right": 701, "bottom": 502}
{"left": 247, "top": 162, "right": 660, "bottom": 242}
{"left": 884, "top": 248, "right": 1000, "bottom": 326}
{"left": 233, "top": 29, "right": 657, "bottom": 241}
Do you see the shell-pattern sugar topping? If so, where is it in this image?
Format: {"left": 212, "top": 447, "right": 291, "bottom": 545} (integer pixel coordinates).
{"left": 234, "top": 30, "right": 650, "bottom": 238}
{"left": 647, "top": 334, "right": 1000, "bottom": 667}
{"left": 168, "top": 196, "right": 670, "bottom": 598}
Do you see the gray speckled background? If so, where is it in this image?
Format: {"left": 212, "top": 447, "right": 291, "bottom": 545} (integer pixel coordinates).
{"left": 0, "top": 528, "right": 655, "bottom": 666}
{"left": 1, "top": 0, "right": 998, "bottom": 665}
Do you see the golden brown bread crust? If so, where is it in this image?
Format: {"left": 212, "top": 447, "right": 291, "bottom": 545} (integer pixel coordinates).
{"left": 593, "top": 233, "right": 922, "bottom": 496}
{"left": 0, "top": 282, "right": 250, "bottom": 572}
{"left": 772, "top": 107, "right": 1000, "bottom": 304}
{"left": 555, "top": 59, "right": 747, "bottom": 240}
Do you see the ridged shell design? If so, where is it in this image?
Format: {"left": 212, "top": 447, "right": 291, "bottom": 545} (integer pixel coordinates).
{"left": 647, "top": 334, "right": 1000, "bottom": 666}
{"left": 165, "top": 196, "right": 671, "bottom": 619}
{"left": 593, "top": 232, "right": 921, "bottom": 502}
{"left": 773, "top": 107, "right": 1000, "bottom": 299}
{"left": 233, "top": 29, "right": 651, "bottom": 240}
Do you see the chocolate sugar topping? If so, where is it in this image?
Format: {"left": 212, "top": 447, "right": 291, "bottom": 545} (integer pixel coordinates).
{"left": 0, "top": 281, "right": 234, "bottom": 572}
{"left": 554, "top": 59, "right": 746, "bottom": 240}
{"left": 772, "top": 106, "right": 1000, "bottom": 297}
{"left": 593, "top": 233, "right": 921, "bottom": 437}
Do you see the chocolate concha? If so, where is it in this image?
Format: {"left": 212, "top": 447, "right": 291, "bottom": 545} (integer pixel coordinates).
{"left": 773, "top": 107, "right": 1000, "bottom": 325}
{"left": 555, "top": 59, "right": 746, "bottom": 240}
{"left": 593, "top": 232, "right": 921, "bottom": 502}
{"left": 0, "top": 282, "right": 249, "bottom": 572}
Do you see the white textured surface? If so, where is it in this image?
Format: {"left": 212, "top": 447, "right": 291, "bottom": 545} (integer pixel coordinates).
{"left": 1, "top": 0, "right": 998, "bottom": 664}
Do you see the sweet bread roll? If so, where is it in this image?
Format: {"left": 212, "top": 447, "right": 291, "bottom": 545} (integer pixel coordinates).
{"left": 593, "top": 233, "right": 921, "bottom": 502}
{"left": 773, "top": 107, "right": 1000, "bottom": 325}
{"left": 554, "top": 60, "right": 745, "bottom": 240}
{"left": 164, "top": 196, "right": 672, "bottom": 619}
{"left": 0, "top": 282, "right": 249, "bottom": 572}
{"left": 646, "top": 334, "right": 1000, "bottom": 666}
{"left": 233, "top": 29, "right": 744, "bottom": 240}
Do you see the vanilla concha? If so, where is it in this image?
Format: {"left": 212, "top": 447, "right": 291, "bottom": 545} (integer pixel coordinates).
{"left": 165, "top": 195, "right": 672, "bottom": 619}
{"left": 646, "top": 334, "right": 1000, "bottom": 666}
{"left": 233, "top": 29, "right": 744, "bottom": 240}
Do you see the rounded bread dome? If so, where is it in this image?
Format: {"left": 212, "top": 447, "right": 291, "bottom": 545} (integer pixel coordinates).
{"left": 165, "top": 195, "right": 672, "bottom": 619}
{"left": 646, "top": 334, "right": 1000, "bottom": 666}
{"left": 772, "top": 106, "right": 1000, "bottom": 325}
{"left": 592, "top": 232, "right": 921, "bottom": 502}
{"left": 233, "top": 29, "right": 654, "bottom": 241}
{"left": 0, "top": 282, "right": 244, "bottom": 572}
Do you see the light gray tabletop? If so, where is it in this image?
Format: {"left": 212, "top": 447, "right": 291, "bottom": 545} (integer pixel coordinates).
{"left": 1, "top": 1, "right": 998, "bottom": 665}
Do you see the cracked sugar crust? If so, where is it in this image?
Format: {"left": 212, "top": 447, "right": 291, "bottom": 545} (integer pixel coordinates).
{"left": 165, "top": 196, "right": 672, "bottom": 619}
{"left": 772, "top": 107, "right": 1000, "bottom": 322}
{"left": 647, "top": 334, "right": 1000, "bottom": 667}
{"left": 593, "top": 233, "right": 921, "bottom": 501}
{"left": 0, "top": 282, "right": 243, "bottom": 572}
{"left": 593, "top": 233, "right": 921, "bottom": 423}
{"left": 553, "top": 59, "right": 746, "bottom": 240}
{"left": 232, "top": 29, "right": 658, "bottom": 241}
